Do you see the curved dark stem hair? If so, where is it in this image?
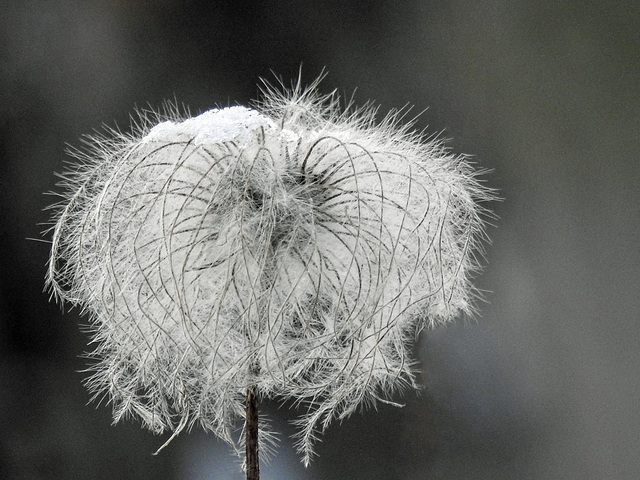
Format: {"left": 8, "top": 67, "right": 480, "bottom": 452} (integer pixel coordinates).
{"left": 246, "top": 387, "right": 260, "bottom": 480}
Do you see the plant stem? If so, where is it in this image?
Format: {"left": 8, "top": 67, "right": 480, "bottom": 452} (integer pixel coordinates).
{"left": 246, "top": 386, "right": 259, "bottom": 480}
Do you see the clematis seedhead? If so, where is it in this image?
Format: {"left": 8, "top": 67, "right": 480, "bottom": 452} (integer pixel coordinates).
{"left": 47, "top": 76, "right": 493, "bottom": 465}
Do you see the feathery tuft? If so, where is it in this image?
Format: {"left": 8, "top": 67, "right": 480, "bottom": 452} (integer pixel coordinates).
{"left": 46, "top": 76, "right": 493, "bottom": 465}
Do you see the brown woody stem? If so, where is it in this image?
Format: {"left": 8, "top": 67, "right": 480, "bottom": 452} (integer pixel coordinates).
{"left": 246, "top": 387, "right": 259, "bottom": 480}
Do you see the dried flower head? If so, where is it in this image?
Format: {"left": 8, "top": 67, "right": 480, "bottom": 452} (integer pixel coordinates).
{"left": 47, "top": 77, "right": 492, "bottom": 465}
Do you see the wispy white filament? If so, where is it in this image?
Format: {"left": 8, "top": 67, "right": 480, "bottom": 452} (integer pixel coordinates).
{"left": 47, "top": 78, "right": 492, "bottom": 465}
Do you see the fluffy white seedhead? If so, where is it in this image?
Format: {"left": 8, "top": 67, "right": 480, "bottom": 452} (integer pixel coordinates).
{"left": 47, "top": 77, "right": 493, "bottom": 465}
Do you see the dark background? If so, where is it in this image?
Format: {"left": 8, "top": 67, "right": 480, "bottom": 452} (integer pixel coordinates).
{"left": 2, "top": 1, "right": 639, "bottom": 479}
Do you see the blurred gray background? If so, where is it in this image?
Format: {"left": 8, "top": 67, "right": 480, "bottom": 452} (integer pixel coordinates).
{"left": 1, "top": 1, "right": 639, "bottom": 479}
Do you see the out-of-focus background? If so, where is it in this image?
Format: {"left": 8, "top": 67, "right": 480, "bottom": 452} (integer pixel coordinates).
{"left": 1, "top": 1, "right": 639, "bottom": 479}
